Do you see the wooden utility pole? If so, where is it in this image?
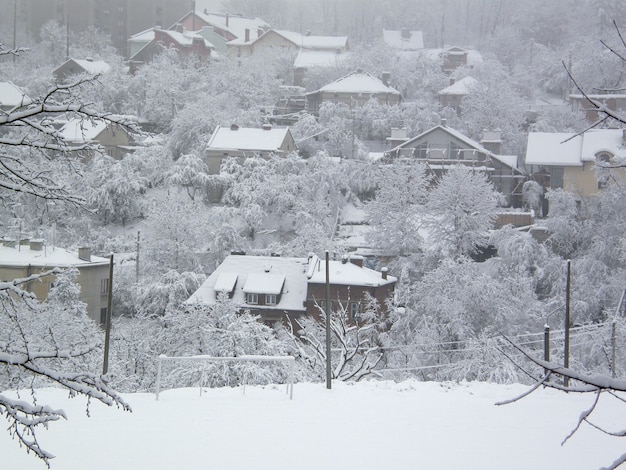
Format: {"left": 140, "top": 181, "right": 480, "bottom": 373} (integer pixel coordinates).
{"left": 135, "top": 230, "right": 140, "bottom": 283}
{"left": 325, "top": 251, "right": 332, "bottom": 389}
{"left": 102, "top": 254, "right": 114, "bottom": 375}
{"left": 564, "top": 260, "right": 571, "bottom": 387}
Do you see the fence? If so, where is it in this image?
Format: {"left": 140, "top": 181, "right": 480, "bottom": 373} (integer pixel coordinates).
{"left": 155, "top": 354, "right": 295, "bottom": 400}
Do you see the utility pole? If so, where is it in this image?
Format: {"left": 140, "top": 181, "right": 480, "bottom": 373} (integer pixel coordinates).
{"left": 103, "top": 254, "right": 114, "bottom": 375}
{"left": 135, "top": 230, "right": 140, "bottom": 283}
{"left": 564, "top": 260, "right": 571, "bottom": 387}
{"left": 325, "top": 250, "right": 332, "bottom": 389}
{"left": 12, "top": 0, "right": 17, "bottom": 62}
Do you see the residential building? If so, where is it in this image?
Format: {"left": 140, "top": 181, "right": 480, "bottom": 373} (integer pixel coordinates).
{"left": 569, "top": 94, "right": 626, "bottom": 123}
{"left": 227, "top": 29, "right": 348, "bottom": 58}
{"left": 305, "top": 70, "right": 402, "bottom": 115}
{"left": 438, "top": 76, "right": 478, "bottom": 114}
{"left": 128, "top": 26, "right": 214, "bottom": 73}
{"left": 525, "top": 129, "right": 626, "bottom": 200}
{"left": 53, "top": 58, "right": 111, "bottom": 83}
{"left": 382, "top": 29, "right": 424, "bottom": 51}
{"left": 59, "top": 117, "right": 134, "bottom": 160}
{"left": 186, "top": 253, "right": 396, "bottom": 324}
{"left": 423, "top": 46, "right": 483, "bottom": 74}
{"left": 0, "top": 240, "right": 111, "bottom": 324}
{"left": 0, "top": 82, "right": 31, "bottom": 113}
{"left": 205, "top": 124, "right": 297, "bottom": 174}
{"left": 385, "top": 120, "right": 524, "bottom": 206}
{"left": 293, "top": 49, "right": 347, "bottom": 87}
{"left": 174, "top": 10, "right": 270, "bottom": 44}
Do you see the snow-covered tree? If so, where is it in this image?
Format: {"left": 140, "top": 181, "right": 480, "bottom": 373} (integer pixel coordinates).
{"left": 425, "top": 166, "right": 500, "bottom": 259}
{"left": 365, "top": 161, "right": 430, "bottom": 256}
{"left": 0, "top": 43, "right": 134, "bottom": 465}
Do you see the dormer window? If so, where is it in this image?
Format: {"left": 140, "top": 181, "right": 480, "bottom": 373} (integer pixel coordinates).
{"left": 265, "top": 294, "right": 277, "bottom": 305}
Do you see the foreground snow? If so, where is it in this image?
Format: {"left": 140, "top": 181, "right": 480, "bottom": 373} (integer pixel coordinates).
{"left": 2, "top": 380, "right": 626, "bottom": 469}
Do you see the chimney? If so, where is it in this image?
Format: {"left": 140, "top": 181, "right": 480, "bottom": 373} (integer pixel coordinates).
{"left": 86, "top": 57, "right": 94, "bottom": 62}
{"left": 401, "top": 28, "right": 410, "bottom": 39}
{"left": 622, "top": 129, "right": 626, "bottom": 144}
{"left": 449, "top": 77, "right": 456, "bottom": 86}
{"left": 381, "top": 267, "right": 389, "bottom": 279}
{"left": 441, "top": 118, "right": 447, "bottom": 127}
{"left": 78, "top": 247, "right": 91, "bottom": 262}
{"left": 258, "top": 28, "right": 263, "bottom": 39}
{"left": 225, "top": 13, "right": 229, "bottom": 27}
{"left": 230, "top": 123, "right": 239, "bottom": 131}
{"left": 175, "top": 23, "right": 183, "bottom": 33}
{"left": 29, "top": 239, "right": 44, "bottom": 251}
{"left": 305, "top": 30, "right": 311, "bottom": 36}
{"left": 382, "top": 71, "right": 390, "bottom": 86}
{"left": 262, "top": 123, "right": 272, "bottom": 130}
{"left": 480, "top": 129, "right": 502, "bottom": 154}
{"left": 349, "top": 255, "right": 363, "bottom": 267}
{"left": 245, "top": 28, "right": 250, "bottom": 42}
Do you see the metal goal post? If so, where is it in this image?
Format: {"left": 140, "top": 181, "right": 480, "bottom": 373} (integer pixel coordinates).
{"left": 155, "top": 354, "right": 296, "bottom": 400}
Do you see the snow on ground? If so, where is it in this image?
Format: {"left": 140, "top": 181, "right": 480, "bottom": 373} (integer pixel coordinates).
{"left": 2, "top": 380, "right": 626, "bottom": 469}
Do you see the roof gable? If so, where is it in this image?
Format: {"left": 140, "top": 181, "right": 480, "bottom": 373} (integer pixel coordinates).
{"left": 59, "top": 118, "right": 109, "bottom": 142}
{"left": 439, "top": 76, "right": 478, "bottom": 95}
{"left": 0, "top": 81, "right": 31, "bottom": 110}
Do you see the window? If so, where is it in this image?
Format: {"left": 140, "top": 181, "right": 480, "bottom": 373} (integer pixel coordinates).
{"left": 246, "top": 293, "right": 258, "bottom": 304}
{"left": 318, "top": 299, "right": 333, "bottom": 313}
{"left": 100, "top": 278, "right": 109, "bottom": 295}
{"left": 265, "top": 294, "right": 277, "bottom": 305}
{"left": 449, "top": 142, "right": 462, "bottom": 160}
{"left": 349, "top": 302, "right": 361, "bottom": 320}
{"left": 551, "top": 167, "right": 564, "bottom": 189}
{"left": 100, "top": 308, "right": 108, "bottom": 324}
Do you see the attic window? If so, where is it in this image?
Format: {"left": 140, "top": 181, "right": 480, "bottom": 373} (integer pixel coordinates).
{"left": 596, "top": 151, "right": 613, "bottom": 163}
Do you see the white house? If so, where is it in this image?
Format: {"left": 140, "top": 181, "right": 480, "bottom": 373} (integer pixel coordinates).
{"left": 0, "top": 81, "right": 31, "bottom": 113}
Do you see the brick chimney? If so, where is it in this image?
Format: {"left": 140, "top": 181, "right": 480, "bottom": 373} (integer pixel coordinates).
{"left": 381, "top": 267, "right": 388, "bottom": 279}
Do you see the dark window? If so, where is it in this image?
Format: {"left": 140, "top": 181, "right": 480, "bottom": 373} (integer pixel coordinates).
{"left": 265, "top": 294, "right": 277, "bottom": 305}
{"left": 246, "top": 293, "right": 258, "bottom": 304}
{"left": 101, "top": 278, "right": 109, "bottom": 295}
{"left": 100, "top": 308, "right": 108, "bottom": 324}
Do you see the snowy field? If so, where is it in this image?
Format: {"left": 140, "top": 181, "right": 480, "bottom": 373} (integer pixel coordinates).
{"left": 2, "top": 380, "right": 626, "bottom": 470}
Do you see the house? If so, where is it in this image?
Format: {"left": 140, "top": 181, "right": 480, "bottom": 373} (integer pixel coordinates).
{"left": 53, "top": 58, "right": 111, "bottom": 83}
{"left": 227, "top": 29, "right": 348, "bottom": 58}
{"left": 59, "top": 117, "right": 134, "bottom": 160}
{"left": 0, "top": 81, "right": 31, "bottom": 113}
{"left": 174, "top": 10, "right": 270, "bottom": 44}
{"left": 293, "top": 49, "right": 347, "bottom": 87}
{"left": 128, "top": 26, "right": 214, "bottom": 73}
{"left": 0, "top": 240, "right": 111, "bottom": 324}
{"left": 305, "top": 70, "right": 402, "bottom": 115}
{"left": 186, "top": 253, "right": 396, "bottom": 323}
{"left": 385, "top": 120, "right": 524, "bottom": 206}
{"left": 569, "top": 94, "right": 626, "bottom": 123}
{"left": 525, "top": 129, "right": 626, "bottom": 199}
{"left": 383, "top": 29, "right": 424, "bottom": 50}
{"left": 423, "top": 46, "right": 483, "bottom": 74}
{"left": 438, "top": 76, "right": 478, "bottom": 114}
{"left": 205, "top": 124, "right": 297, "bottom": 174}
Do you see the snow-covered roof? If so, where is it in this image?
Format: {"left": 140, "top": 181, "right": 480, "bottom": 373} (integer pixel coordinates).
{"left": 293, "top": 49, "right": 346, "bottom": 68}
{"left": 158, "top": 29, "right": 214, "bottom": 48}
{"left": 313, "top": 71, "right": 400, "bottom": 95}
{"left": 186, "top": 255, "right": 310, "bottom": 312}
{"left": 59, "top": 118, "right": 108, "bottom": 143}
{"left": 243, "top": 273, "right": 285, "bottom": 295}
{"left": 272, "top": 30, "right": 348, "bottom": 50}
{"left": 307, "top": 255, "right": 396, "bottom": 287}
{"left": 439, "top": 76, "right": 478, "bottom": 95}
{"left": 129, "top": 28, "right": 155, "bottom": 43}
{"left": 383, "top": 29, "right": 424, "bottom": 50}
{"left": 525, "top": 129, "right": 626, "bottom": 166}
{"left": 71, "top": 58, "right": 111, "bottom": 75}
{"left": 0, "top": 243, "right": 109, "bottom": 268}
{"left": 422, "top": 47, "right": 483, "bottom": 66}
{"left": 194, "top": 11, "right": 270, "bottom": 41}
{"left": 207, "top": 126, "right": 292, "bottom": 152}
{"left": 0, "top": 81, "right": 31, "bottom": 110}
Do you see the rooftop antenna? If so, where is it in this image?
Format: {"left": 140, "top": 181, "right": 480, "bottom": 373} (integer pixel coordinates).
{"left": 66, "top": 13, "right": 70, "bottom": 60}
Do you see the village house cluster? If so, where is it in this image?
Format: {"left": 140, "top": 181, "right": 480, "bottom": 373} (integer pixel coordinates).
{"left": 2, "top": 1, "right": 624, "bottom": 326}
